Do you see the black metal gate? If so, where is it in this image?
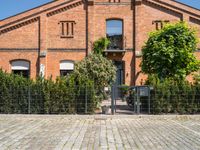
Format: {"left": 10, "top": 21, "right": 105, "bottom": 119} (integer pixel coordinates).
{"left": 111, "top": 85, "right": 151, "bottom": 114}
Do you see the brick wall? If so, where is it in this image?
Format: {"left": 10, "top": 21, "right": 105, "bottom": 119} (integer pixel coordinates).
{"left": 0, "top": 0, "right": 199, "bottom": 85}
{"left": 0, "top": 51, "right": 38, "bottom": 79}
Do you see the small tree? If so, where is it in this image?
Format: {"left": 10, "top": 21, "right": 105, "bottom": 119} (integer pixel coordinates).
{"left": 73, "top": 53, "right": 116, "bottom": 101}
{"left": 141, "top": 22, "right": 200, "bottom": 80}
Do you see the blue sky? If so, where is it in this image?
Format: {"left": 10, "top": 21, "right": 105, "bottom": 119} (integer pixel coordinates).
{"left": 0, "top": 0, "right": 200, "bottom": 20}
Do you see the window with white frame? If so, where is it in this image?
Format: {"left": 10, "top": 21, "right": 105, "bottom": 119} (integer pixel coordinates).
{"left": 11, "top": 60, "right": 30, "bottom": 78}
{"left": 60, "top": 60, "right": 74, "bottom": 76}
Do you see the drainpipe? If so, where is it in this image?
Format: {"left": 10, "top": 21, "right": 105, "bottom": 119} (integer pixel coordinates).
{"left": 85, "top": 0, "right": 89, "bottom": 57}
{"left": 133, "top": 0, "right": 136, "bottom": 86}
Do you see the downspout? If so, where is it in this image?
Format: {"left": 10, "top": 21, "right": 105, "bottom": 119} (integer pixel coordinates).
{"left": 85, "top": 0, "right": 89, "bottom": 57}
{"left": 133, "top": 0, "right": 136, "bottom": 86}
{"left": 38, "top": 17, "right": 41, "bottom": 77}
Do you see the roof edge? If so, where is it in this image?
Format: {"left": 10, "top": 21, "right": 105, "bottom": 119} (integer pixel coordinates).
{"left": 0, "top": 0, "right": 55, "bottom": 22}
{"left": 172, "top": 0, "right": 200, "bottom": 12}
{"left": 0, "top": 0, "right": 80, "bottom": 29}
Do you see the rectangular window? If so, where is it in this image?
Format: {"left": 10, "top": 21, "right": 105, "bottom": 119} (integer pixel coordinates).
{"left": 12, "top": 70, "right": 30, "bottom": 78}
{"left": 60, "top": 70, "right": 73, "bottom": 77}
{"left": 11, "top": 60, "right": 30, "bottom": 78}
{"left": 60, "top": 21, "right": 76, "bottom": 38}
{"left": 60, "top": 60, "right": 74, "bottom": 77}
{"left": 106, "top": 20, "right": 123, "bottom": 50}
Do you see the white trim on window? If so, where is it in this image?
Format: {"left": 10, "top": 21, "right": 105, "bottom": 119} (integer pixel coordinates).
{"left": 11, "top": 60, "right": 30, "bottom": 70}
{"left": 60, "top": 60, "right": 74, "bottom": 70}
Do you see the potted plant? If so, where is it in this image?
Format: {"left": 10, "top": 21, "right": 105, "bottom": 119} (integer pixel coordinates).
{"left": 101, "top": 105, "right": 110, "bottom": 114}
{"left": 120, "top": 85, "right": 129, "bottom": 101}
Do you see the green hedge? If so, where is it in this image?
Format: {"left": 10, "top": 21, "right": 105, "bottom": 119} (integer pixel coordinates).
{"left": 0, "top": 70, "right": 97, "bottom": 114}
{"left": 146, "top": 75, "right": 200, "bottom": 114}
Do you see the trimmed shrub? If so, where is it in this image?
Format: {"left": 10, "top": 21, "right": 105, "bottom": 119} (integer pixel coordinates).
{"left": 146, "top": 75, "right": 200, "bottom": 114}
{"left": 0, "top": 69, "right": 96, "bottom": 114}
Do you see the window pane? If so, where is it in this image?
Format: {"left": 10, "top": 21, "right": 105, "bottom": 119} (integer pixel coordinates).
{"left": 106, "top": 20, "right": 123, "bottom": 50}
{"left": 107, "top": 20, "right": 122, "bottom": 35}
{"left": 12, "top": 70, "right": 29, "bottom": 78}
{"left": 60, "top": 70, "right": 73, "bottom": 76}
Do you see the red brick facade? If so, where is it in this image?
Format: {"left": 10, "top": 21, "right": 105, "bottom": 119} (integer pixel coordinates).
{"left": 0, "top": 0, "right": 200, "bottom": 85}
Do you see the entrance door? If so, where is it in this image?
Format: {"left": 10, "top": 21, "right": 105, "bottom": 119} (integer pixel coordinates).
{"left": 114, "top": 61, "right": 124, "bottom": 99}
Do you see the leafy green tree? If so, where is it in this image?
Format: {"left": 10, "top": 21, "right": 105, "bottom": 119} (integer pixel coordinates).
{"left": 73, "top": 53, "right": 116, "bottom": 101}
{"left": 141, "top": 22, "right": 200, "bottom": 80}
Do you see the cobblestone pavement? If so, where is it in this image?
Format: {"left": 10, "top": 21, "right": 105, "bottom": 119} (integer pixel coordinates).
{"left": 0, "top": 115, "right": 199, "bottom": 150}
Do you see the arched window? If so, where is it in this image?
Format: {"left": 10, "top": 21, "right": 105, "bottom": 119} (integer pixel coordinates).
{"left": 11, "top": 60, "right": 30, "bottom": 78}
{"left": 106, "top": 19, "right": 123, "bottom": 50}
{"left": 60, "top": 60, "right": 74, "bottom": 76}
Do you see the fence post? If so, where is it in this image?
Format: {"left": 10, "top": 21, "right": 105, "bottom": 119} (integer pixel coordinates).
{"left": 28, "top": 86, "right": 31, "bottom": 114}
{"left": 75, "top": 84, "right": 77, "bottom": 114}
{"left": 111, "top": 85, "right": 115, "bottom": 115}
{"left": 136, "top": 87, "right": 140, "bottom": 114}
{"left": 85, "top": 84, "right": 88, "bottom": 114}
{"left": 148, "top": 86, "right": 151, "bottom": 114}
{"left": 115, "top": 86, "right": 117, "bottom": 113}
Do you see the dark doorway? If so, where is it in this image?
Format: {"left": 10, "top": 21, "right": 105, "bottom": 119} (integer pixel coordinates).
{"left": 114, "top": 61, "right": 124, "bottom": 99}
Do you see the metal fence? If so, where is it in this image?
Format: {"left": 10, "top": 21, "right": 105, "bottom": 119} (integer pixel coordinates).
{"left": 112, "top": 85, "right": 200, "bottom": 114}
{"left": 1, "top": 84, "right": 200, "bottom": 115}
{"left": 0, "top": 85, "right": 96, "bottom": 114}
{"left": 112, "top": 86, "right": 151, "bottom": 114}
{"left": 150, "top": 89, "right": 200, "bottom": 114}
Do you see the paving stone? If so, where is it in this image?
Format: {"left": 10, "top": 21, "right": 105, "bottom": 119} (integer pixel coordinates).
{"left": 0, "top": 115, "right": 199, "bottom": 150}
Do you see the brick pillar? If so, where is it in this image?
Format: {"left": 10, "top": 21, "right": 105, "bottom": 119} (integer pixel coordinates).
{"left": 39, "top": 14, "right": 48, "bottom": 78}
{"left": 134, "top": 0, "right": 144, "bottom": 85}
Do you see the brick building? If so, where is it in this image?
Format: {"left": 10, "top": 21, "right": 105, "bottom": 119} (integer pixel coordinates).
{"left": 0, "top": 0, "right": 200, "bottom": 86}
